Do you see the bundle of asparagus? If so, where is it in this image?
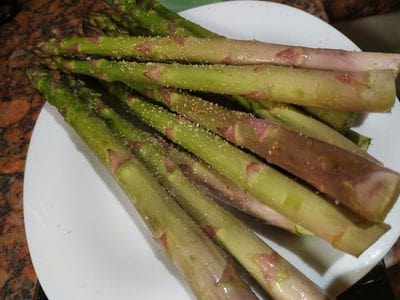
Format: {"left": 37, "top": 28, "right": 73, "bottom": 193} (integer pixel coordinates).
{"left": 83, "top": 13, "right": 318, "bottom": 236}
{"left": 64, "top": 75, "right": 328, "bottom": 299}
{"left": 82, "top": 11, "right": 374, "bottom": 161}
{"left": 27, "top": 0, "right": 400, "bottom": 298}
{"left": 26, "top": 68, "right": 257, "bottom": 300}
{"left": 37, "top": 40, "right": 400, "bottom": 223}
{"left": 41, "top": 10, "right": 376, "bottom": 151}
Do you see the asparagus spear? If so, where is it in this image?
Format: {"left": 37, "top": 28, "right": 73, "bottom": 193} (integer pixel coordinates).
{"left": 105, "top": 81, "right": 389, "bottom": 256}
{"left": 131, "top": 84, "right": 400, "bottom": 222}
{"left": 345, "top": 130, "right": 372, "bottom": 150}
{"left": 111, "top": 0, "right": 194, "bottom": 36}
{"left": 135, "top": 0, "right": 218, "bottom": 38}
{"left": 263, "top": 45, "right": 400, "bottom": 74}
{"left": 107, "top": 10, "right": 152, "bottom": 36}
{"left": 302, "top": 107, "right": 357, "bottom": 132}
{"left": 70, "top": 77, "right": 328, "bottom": 299}
{"left": 87, "top": 12, "right": 130, "bottom": 37}
{"left": 26, "top": 68, "right": 257, "bottom": 300}
{"left": 118, "top": 0, "right": 360, "bottom": 133}
{"left": 39, "top": 35, "right": 400, "bottom": 74}
{"left": 108, "top": 11, "right": 141, "bottom": 35}
{"left": 251, "top": 101, "right": 372, "bottom": 153}
{"left": 48, "top": 58, "right": 396, "bottom": 112}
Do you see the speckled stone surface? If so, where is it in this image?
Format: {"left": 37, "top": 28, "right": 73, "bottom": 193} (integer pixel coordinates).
{"left": 0, "top": 0, "right": 110, "bottom": 298}
{"left": 0, "top": 0, "right": 399, "bottom": 299}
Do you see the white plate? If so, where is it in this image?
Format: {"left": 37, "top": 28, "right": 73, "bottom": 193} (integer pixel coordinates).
{"left": 24, "top": 1, "right": 400, "bottom": 299}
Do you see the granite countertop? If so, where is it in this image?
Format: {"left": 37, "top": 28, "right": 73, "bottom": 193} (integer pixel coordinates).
{"left": 0, "top": 0, "right": 399, "bottom": 299}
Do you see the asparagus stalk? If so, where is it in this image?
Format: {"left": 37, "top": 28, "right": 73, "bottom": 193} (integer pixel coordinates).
{"left": 345, "top": 130, "right": 372, "bottom": 150}
{"left": 108, "top": 11, "right": 141, "bottom": 35}
{"left": 302, "top": 107, "right": 357, "bottom": 132}
{"left": 26, "top": 68, "right": 256, "bottom": 300}
{"left": 135, "top": 0, "right": 218, "bottom": 38}
{"left": 111, "top": 0, "right": 194, "bottom": 36}
{"left": 263, "top": 45, "right": 400, "bottom": 74}
{"left": 49, "top": 58, "right": 396, "bottom": 112}
{"left": 70, "top": 78, "right": 328, "bottom": 299}
{"left": 107, "top": 10, "right": 152, "bottom": 36}
{"left": 105, "top": 81, "right": 389, "bottom": 256}
{"left": 131, "top": 84, "right": 400, "bottom": 222}
{"left": 252, "top": 101, "right": 372, "bottom": 153}
{"left": 39, "top": 35, "right": 400, "bottom": 74}
{"left": 83, "top": 13, "right": 145, "bottom": 39}
{"left": 204, "top": 92, "right": 372, "bottom": 153}
{"left": 116, "top": 0, "right": 359, "bottom": 133}
{"left": 87, "top": 12, "right": 130, "bottom": 37}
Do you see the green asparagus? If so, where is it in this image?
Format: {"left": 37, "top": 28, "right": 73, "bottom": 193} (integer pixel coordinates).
{"left": 87, "top": 13, "right": 129, "bottom": 37}
{"left": 302, "top": 107, "right": 357, "bottom": 132}
{"left": 135, "top": 0, "right": 218, "bottom": 38}
{"left": 112, "top": 0, "right": 193, "bottom": 36}
{"left": 47, "top": 58, "right": 396, "bottom": 112}
{"left": 253, "top": 101, "right": 372, "bottom": 152}
{"left": 345, "top": 130, "right": 372, "bottom": 150}
{"left": 39, "top": 35, "right": 400, "bottom": 74}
